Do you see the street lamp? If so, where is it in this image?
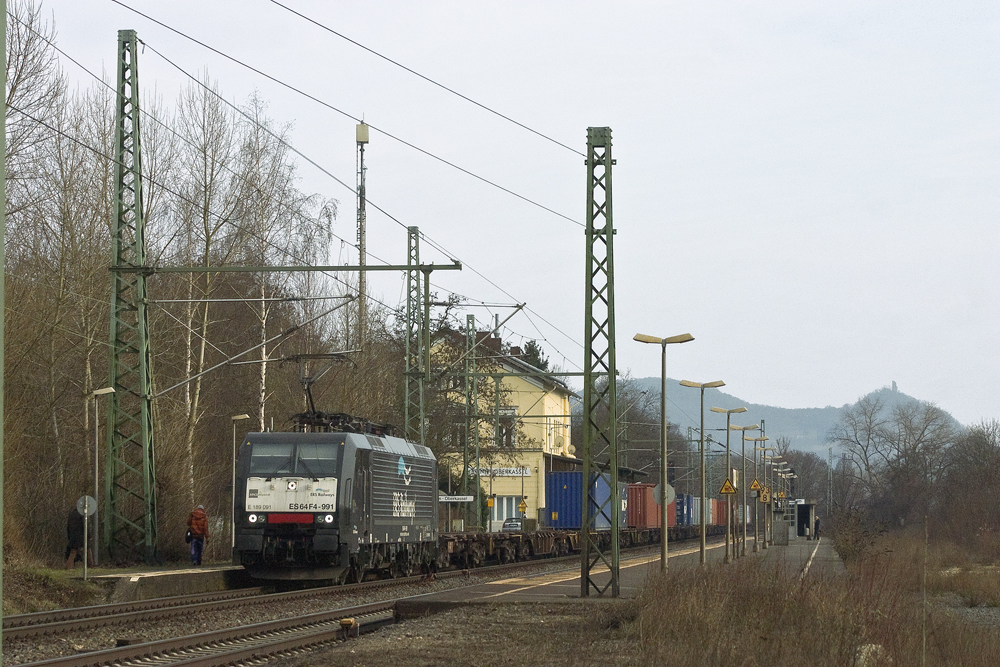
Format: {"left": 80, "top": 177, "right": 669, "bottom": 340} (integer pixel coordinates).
{"left": 89, "top": 387, "right": 115, "bottom": 566}
{"left": 634, "top": 332, "right": 694, "bottom": 572}
{"left": 679, "top": 379, "right": 725, "bottom": 565}
{"left": 746, "top": 435, "right": 768, "bottom": 552}
{"left": 731, "top": 424, "right": 758, "bottom": 557}
{"left": 231, "top": 414, "right": 251, "bottom": 552}
{"left": 710, "top": 406, "right": 746, "bottom": 564}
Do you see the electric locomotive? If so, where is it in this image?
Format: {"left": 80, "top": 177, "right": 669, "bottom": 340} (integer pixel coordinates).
{"left": 233, "top": 418, "right": 438, "bottom": 581}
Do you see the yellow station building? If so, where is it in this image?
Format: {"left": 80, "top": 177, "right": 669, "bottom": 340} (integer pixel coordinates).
{"left": 439, "top": 333, "right": 579, "bottom": 531}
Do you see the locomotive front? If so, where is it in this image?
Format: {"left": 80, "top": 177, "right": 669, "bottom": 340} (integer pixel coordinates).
{"left": 234, "top": 433, "right": 348, "bottom": 579}
{"left": 233, "top": 431, "right": 438, "bottom": 581}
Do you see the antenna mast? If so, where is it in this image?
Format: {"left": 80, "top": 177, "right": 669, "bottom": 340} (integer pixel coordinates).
{"left": 356, "top": 123, "right": 369, "bottom": 344}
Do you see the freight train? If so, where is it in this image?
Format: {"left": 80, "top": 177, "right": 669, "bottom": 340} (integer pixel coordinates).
{"left": 232, "top": 416, "right": 729, "bottom": 581}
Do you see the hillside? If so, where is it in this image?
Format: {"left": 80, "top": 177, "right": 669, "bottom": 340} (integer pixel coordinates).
{"left": 632, "top": 379, "right": 930, "bottom": 455}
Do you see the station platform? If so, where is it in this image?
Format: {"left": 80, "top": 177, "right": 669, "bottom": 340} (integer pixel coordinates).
{"left": 70, "top": 536, "right": 843, "bottom": 605}
{"left": 396, "top": 536, "right": 844, "bottom": 618}
{"left": 764, "top": 536, "right": 845, "bottom": 578}
{"left": 74, "top": 565, "right": 251, "bottom": 602}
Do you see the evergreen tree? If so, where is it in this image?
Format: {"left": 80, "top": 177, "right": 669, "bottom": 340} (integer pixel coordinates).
{"left": 521, "top": 340, "right": 549, "bottom": 371}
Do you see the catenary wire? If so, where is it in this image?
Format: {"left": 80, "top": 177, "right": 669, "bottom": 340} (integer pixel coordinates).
{"left": 109, "top": 0, "right": 584, "bottom": 228}
{"left": 420, "top": 231, "right": 585, "bottom": 355}
{"left": 140, "top": 41, "right": 413, "bottom": 270}
{"left": 267, "top": 0, "right": 585, "bottom": 157}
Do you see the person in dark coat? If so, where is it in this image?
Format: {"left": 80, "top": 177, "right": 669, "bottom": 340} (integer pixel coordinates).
{"left": 187, "top": 504, "right": 209, "bottom": 565}
{"left": 65, "top": 507, "right": 93, "bottom": 569}
{"left": 66, "top": 508, "right": 85, "bottom": 569}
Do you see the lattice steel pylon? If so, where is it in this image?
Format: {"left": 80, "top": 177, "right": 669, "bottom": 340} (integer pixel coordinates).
{"left": 403, "top": 227, "right": 423, "bottom": 442}
{"left": 581, "top": 126, "right": 619, "bottom": 597}
{"left": 105, "top": 29, "right": 158, "bottom": 564}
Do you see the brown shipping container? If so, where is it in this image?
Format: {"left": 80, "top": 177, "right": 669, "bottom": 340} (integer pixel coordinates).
{"left": 713, "top": 498, "right": 729, "bottom": 527}
{"left": 627, "top": 484, "right": 656, "bottom": 528}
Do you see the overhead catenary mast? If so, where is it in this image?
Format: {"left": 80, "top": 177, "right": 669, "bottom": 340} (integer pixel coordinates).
{"left": 107, "top": 29, "right": 158, "bottom": 564}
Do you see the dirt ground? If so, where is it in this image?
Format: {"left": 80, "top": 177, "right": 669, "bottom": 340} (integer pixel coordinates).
{"left": 274, "top": 600, "right": 645, "bottom": 667}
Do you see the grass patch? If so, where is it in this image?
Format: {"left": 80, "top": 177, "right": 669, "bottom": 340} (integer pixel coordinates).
{"left": 2, "top": 552, "right": 107, "bottom": 615}
{"left": 628, "top": 533, "right": 1000, "bottom": 666}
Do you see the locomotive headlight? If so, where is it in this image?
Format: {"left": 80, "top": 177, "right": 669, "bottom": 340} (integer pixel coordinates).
{"left": 248, "top": 513, "right": 266, "bottom": 524}
{"left": 323, "top": 514, "right": 334, "bottom": 524}
{"left": 248, "top": 514, "right": 258, "bottom": 523}
{"left": 287, "top": 480, "right": 297, "bottom": 491}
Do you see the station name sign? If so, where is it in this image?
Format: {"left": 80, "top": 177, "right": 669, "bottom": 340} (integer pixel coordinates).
{"left": 468, "top": 467, "right": 531, "bottom": 477}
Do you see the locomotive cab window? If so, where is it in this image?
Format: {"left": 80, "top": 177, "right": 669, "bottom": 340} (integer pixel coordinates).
{"left": 296, "top": 443, "right": 340, "bottom": 476}
{"left": 250, "top": 444, "right": 294, "bottom": 475}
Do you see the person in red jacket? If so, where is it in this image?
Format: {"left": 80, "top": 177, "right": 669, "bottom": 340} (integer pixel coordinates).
{"left": 187, "top": 504, "right": 209, "bottom": 565}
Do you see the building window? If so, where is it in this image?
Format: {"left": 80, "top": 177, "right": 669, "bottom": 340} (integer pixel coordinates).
{"left": 490, "top": 496, "right": 521, "bottom": 524}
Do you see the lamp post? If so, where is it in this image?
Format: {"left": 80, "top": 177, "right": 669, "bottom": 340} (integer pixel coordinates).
{"left": 231, "top": 414, "right": 251, "bottom": 552}
{"left": 710, "top": 406, "right": 746, "bottom": 564}
{"left": 731, "top": 424, "right": 758, "bottom": 557}
{"left": 746, "top": 435, "right": 768, "bottom": 552}
{"left": 633, "top": 332, "right": 694, "bottom": 572}
{"left": 89, "top": 387, "right": 115, "bottom": 566}
{"left": 679, "top": 379, "right": 725, "bottom": 565}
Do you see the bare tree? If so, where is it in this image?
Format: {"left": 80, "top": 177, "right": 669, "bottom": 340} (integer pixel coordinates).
{"left": 937, "top": 420, "right": 1000, "bottom": 555}
{"left": 5, "top": 0, "right": 64, "bottom": 218}
{"left": 229, "top": 92, "right": 333, "bottom": 432}
{"left": 170, "top": 73, "right": 243, "bottom": 505}
{"left": 829, "top": 393, "right": 958, "bottom": 527}
{"left": 827, "top": 394, "right": 889, "bottom": 501}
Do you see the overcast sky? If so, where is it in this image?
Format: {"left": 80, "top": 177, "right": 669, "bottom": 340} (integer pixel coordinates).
{"left": 31, "top": 1, "right": 1000, "bottom": 425}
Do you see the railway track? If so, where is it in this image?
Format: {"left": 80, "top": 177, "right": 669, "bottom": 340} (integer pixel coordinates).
{"left": 3, "top": 587, "right": 265, "bottom": 639}
{"left": 8, "top": 544, "right": 682, "bottom": 667}
{"left": 4, "top": 550, "right": 600, "bottom": 642}
{"left": 16, "top": 600, "right": 395, "bottom": 667}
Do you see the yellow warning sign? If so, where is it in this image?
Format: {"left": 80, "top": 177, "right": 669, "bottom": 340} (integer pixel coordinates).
{"left": 778, "top": 491, "right": 785, "bottom": 498}
{"left": 518, "top": 500, "right": 527, "bottom": 513}
{"left": 749, "top": 478, "right": 762, "bottom": 491}
{"left": 719, "top": 478, "right": 737, "bottom": 495}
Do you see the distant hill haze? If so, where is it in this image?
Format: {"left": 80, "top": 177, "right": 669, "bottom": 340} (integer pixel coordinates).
{"left": 632, "top": 379, "right": 936, "bottom": 456}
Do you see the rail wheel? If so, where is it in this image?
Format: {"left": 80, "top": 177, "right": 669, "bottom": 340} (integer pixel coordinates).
{"left": 393, "top": 555, "right": 414, "bottom": 578}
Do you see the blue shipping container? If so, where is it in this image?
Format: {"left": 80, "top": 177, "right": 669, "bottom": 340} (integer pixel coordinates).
{"left": 546, "top": 471, "right": 627, "bottom": 530}
{"left": 677, "top": 494, "right": 692, "bottom": 526}
{"left": 546, "top": 471, "right": 583, "bottom": 529}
